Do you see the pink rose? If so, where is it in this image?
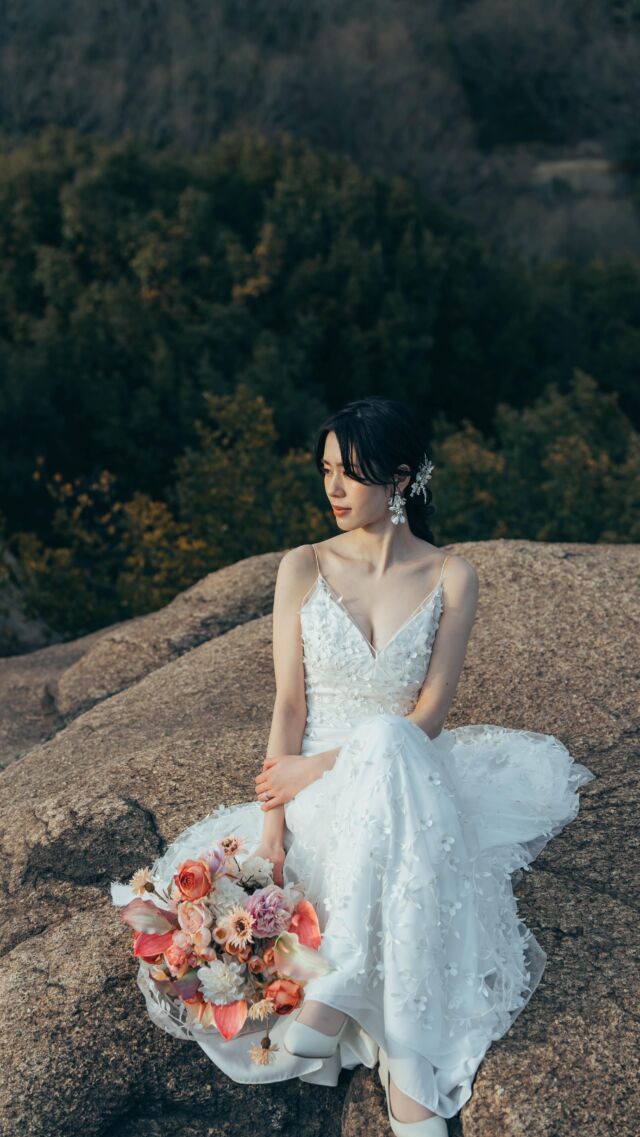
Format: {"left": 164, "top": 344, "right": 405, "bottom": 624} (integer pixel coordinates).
{"left": 178, "top": 901, "right": 213, "bottom": 934}
{"left": 192, "top": 926, "right": 212, "bottom": 951}
{"left": 172, "top": 930, "right": 192, "bottom": 950}
{"left": 164, "top": 942, "right": 189, "bottom": 977}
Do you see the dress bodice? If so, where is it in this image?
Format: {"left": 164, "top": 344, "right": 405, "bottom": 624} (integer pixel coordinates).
{"left": 299, "top": 551, "right": 447, "bottom": 748}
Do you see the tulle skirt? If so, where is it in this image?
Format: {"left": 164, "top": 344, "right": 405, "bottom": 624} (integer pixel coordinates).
{"left": 120, "top": 712, "right": 595, "bottom": 1119}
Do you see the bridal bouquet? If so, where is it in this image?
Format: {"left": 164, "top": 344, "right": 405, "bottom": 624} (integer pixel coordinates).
{"left": 111, "top": 833, "right": 334, "bottom": 1065}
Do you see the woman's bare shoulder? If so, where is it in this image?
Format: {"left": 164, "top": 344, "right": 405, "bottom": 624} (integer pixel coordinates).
{"left": 280, "top": 537, "right": 346, "bottom": 572}
{"left": 440, "top": 551, "right": 479, "bottom": 595}
{"left": 275, "top": 545, "right": 321, "bottom": 603}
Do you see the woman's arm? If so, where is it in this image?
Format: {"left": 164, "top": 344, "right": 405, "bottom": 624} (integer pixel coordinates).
{"left": 255, "top": 547, "right": 316, "bottom": 847}
{"left": 258, "top": 696, "right": 308, "bottom": 846}
{"left": 406, "top": 554, "right": 479, "bottom": 738}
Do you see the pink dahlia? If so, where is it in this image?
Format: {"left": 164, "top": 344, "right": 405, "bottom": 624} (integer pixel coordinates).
{"left": 244, "top": 884, "right": 294, "bottom": 938}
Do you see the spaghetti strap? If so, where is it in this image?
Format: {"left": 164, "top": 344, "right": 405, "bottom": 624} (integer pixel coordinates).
{"left": 438, "top": 554, "right": 449, "bottom": 585}
{"left": 298, "top": 545, "right": 323, "bottom": 613}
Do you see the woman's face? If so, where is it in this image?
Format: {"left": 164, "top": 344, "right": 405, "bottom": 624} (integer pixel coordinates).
{"left": 321, "top": 431, "right": 408, "bottom": 529}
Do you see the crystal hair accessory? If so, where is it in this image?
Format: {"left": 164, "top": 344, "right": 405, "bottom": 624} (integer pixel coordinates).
{"left": 388, "top": 452, "right": 435, "bottom": 524}
{"left": 409, "top": 454, "right": 435, "bottom": 503}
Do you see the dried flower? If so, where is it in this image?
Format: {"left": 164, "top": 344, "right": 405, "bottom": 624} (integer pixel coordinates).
{"left": 249, "top": 1036, "right": 280, "bottom": 1066}
{"left": 129, "top": 867, "right": 156, "bottom": 896}
{"left": 220, "top": 835, "right": 247, "bottom": 858}
{"left": 221, "top": 906, "right": 255, "bottom": 949}
{"left": 248, "top": 996, "right": 275, "bottom": 1020}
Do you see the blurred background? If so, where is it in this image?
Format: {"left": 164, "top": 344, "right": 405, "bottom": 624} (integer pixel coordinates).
{"left": 0, "top": 0, "right": 638, "bottom": 654}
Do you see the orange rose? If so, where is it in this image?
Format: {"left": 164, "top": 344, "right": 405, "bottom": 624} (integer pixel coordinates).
{"left": 263, "top": 977, "right": 303, "bottom": 1015}
{"left": 173, "top": 859, "right": 212, "bottom": 902}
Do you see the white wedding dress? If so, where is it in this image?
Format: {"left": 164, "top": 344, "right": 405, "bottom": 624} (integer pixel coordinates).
{"left": 115, "top": 548, "right": 595, "bottom": 1119}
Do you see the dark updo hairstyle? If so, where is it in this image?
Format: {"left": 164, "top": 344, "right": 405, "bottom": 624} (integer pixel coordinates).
{"left": 313, "top": 395, "right": 437, "bottom": 545}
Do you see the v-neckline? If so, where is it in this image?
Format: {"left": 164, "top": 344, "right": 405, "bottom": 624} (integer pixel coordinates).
{"left": 311, "top": 570, "right": 444, "bottom": 660}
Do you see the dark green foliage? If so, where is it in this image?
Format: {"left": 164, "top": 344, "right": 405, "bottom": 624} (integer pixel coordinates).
{"left": 0, "top": 127, "right": 638, "bottom": 642}
{"left": 432, "top": 370, "right": 640, "bottom": 543}
{"left": 1, "top": 126, "right": 639, "bottom": 538}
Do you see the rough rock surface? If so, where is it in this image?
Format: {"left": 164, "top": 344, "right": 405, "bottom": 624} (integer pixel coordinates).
{"left": 0, "top": 552, "right": 281, "bottom": 769}
{"left": 0, "top": 539, "right": 636, "bottom": 1137}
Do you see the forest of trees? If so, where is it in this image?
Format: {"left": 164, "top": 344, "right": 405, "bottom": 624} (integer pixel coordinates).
{"left": 2, "top": 0, "right": 640, "bottom": 258}
{"left": 0, "top": 127, "right": 638, "bottom": 649}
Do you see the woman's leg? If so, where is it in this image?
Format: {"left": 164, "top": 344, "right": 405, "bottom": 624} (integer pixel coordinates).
{"left": 295, "top": 718, "right": 445, "bottom": 1121}
{"left": 295, "top": 999, "right": 348, "bottom": 1035}
{"left": 388, "top": 1074, "right": 437, "bottom": 1122}
{"left": 296, "top": 1002, "right": 437, "bottom": 1122}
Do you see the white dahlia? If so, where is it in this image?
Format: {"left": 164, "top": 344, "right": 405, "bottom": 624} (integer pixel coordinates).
{"left": 197, "top": 959, "right": 247, "bottom": 1005}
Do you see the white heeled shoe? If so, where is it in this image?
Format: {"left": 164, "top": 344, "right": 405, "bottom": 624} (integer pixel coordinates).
{"left": 283, "top": 1006, "right": 349, "bottom": 1058}
{"left": 378, "top": 1047, "right": 448, "bottom": 1136}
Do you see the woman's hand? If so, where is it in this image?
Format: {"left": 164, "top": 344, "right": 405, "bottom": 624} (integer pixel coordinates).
{"left": 250, "top": 841, "right": 286, "bottom": 887}
{"left": 254, "top": 753, "right": 317, "bottom": 811}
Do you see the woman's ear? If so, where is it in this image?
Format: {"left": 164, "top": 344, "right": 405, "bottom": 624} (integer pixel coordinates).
{"left": 396, "top": 464, "right": 412, "bottom": 495}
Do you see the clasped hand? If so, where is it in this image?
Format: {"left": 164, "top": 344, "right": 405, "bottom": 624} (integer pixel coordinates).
{"left": 255, "top": 752, "right": 316, "bottom": 811}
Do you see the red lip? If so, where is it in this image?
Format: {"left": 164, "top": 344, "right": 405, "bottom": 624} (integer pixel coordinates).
{"left": 332, "top": 506, "right": 351, "bottom": 514}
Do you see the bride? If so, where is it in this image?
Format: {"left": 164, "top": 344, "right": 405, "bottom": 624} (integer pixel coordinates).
{"left": 115, "top": 395, "right": 594, "bottom": 1135}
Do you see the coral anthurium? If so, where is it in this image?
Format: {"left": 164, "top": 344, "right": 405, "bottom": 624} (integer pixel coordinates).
{"left": 213, "top": 999, "right": 249, "bottom": 1039}
{"left": 120, "top": 897, "right": 179, "bottom": 935}
{"left": 272, "top": 931, "right": 335, "bottom": 981}
{"left": 133, "top": 929, "right": 176, "bottom": 960}
{"left": 289, "top": 898, "right": 322, "bottom": 949}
